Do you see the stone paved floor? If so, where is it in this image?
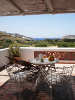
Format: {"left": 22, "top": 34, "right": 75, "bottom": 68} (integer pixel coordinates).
{"left": 0, "top": 64, "right": 75, "bottom": 100}
{"left": 0, "top": 76, "right": 75, "bottom": 100}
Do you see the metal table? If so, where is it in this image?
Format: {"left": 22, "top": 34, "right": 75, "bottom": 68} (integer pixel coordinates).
{"left": 30, "top": 58, "right": 59, "bottom": 88}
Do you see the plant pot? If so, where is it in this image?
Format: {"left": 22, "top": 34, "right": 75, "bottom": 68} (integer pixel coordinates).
{"left": 13, "top": 57, "right": 20, "bottom": 60}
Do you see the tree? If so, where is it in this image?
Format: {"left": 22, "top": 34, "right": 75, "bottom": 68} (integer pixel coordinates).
{"left": 58, "top": 42, "right": 68, "bottom": 47}
{"left": 35, "top": 43, "right": 47, "bottom": 47}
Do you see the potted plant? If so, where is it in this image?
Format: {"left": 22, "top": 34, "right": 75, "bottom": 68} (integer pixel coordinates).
{"left": 9, "top": 43, "right": 21, "bottom": 60}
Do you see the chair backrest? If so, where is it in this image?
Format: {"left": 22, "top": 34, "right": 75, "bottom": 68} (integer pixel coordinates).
{"left": 3, "top": 62, "right": 21, "bottom": 78}
{"left": 5, "top": 56, "right": 20, "bottom": 64}
{"left": 55, "top": 65, "right": 75, "bottom": 76}
{"left": 3, "top": 62, "right": 13, "bottom": 78}
{"left": 41, "top": 65, "right": 75, "bottom": 86}
{"left": 17, "top": 60, "right": 34, "bottom": 70}
{"left": 4, "top": 63, "right": 33, "bottom": 84}
{"left": 51, "top": 65, "right": 75, "bottom": 85}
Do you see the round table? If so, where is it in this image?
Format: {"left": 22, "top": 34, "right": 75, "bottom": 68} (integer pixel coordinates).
{"left": 30, "top": 58, "right": 59, "bottom": 89}
{"left": 30, "top": 58, "right": 59, "bottom": 65}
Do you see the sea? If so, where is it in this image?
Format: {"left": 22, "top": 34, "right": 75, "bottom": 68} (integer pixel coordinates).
{"left": 34, "top": 38, "right": 60, "bottom": 41}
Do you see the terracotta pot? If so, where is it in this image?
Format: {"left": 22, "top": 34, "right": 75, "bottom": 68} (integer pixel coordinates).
{"left": 13, "top": 57, "right": 20, "bottom": 60}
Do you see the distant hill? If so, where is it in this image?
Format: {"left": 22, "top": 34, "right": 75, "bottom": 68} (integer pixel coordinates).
{"left": 61, "top": 35, "right": 75, "bottom": 39}
{"left": 0, "top": 31, "right": 34, "bottom": 41}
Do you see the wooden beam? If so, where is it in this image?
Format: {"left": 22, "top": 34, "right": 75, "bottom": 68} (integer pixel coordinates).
{"left": 44, "top": 0, "right": 54, "bottom": 12}
{"left": 0, "top": 11, "right": 75, "bottom": 16}
{"left": 55, "top": 8, "right": 75, "bottom": 12}
{"left": 1, "top": 10, "right": 75, "bottom": 17}
{"left": 6, "top": 0, "right": 24, "bottom": 15}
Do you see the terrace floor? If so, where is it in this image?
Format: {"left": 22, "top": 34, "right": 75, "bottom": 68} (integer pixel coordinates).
{"left": 0, "top": 63, "right": 75, "bottom": 100}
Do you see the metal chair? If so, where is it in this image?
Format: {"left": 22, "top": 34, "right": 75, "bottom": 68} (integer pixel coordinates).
{"left": 41, "top": 65, "right": 75, "bottom": 100}
{"left": 5, "top": 56, "right": 39, "bottom": 71}
{"left": 17, "top": 59, "right": 34, "bottom": 70}
{"left": 5, "top": 56, "right": 20, "bottom": 64}
{"left": 5, "top": 56, "right": 36, "bottom": 72}
{"left": 4, "top": 63, "right": 35, "bottom": 100}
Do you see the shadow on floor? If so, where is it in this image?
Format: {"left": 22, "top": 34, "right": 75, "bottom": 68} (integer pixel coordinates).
{"left": 0, "top": 76, "right": 75, "bottom": 100}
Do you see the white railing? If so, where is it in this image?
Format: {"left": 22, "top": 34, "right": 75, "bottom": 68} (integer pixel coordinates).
{"left": 19, "top": 47, "right": 75, "bottom": 60}
{"left": 0, "top": 47, "right": 75, "bottom": 68}
{"left": 0, "top": 48, "right": 10, "bottom": 67}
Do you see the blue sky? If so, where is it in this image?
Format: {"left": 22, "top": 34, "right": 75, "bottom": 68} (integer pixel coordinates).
{"left": 0, "top": 13, "right": 75, "bottom": 38}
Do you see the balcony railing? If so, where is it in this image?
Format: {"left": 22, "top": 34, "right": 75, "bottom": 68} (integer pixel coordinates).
{"left": 0, "top": 47, "right": 75, "bottom": 68}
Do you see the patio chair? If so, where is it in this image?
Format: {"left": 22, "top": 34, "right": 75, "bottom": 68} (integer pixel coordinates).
{"left": 5, "top": 56, "right": 39, "bottom": 72}
{"left": 41, "top": 65, "right": 75, "bottom": 100}
{"left": 5, "top": 56, "right": 19, "bottom": 64}
{"left": 17, "top": 60, "right": 33, "bottom": 70}
{"left": 17, "top": 59, "right": 40, "bottom": 75}
{"left": 5, "top": 56, "right": 33, "bottom": 71}
{"left": 4, "top": 62, "right": 35, "bottom": 100}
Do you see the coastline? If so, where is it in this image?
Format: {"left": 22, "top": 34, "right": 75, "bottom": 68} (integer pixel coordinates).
{"left": 34, "top": 38, "right": 60, "bottom": 41}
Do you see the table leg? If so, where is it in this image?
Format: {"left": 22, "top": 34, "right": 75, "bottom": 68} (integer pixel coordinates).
{"left": 36, "top": 77, "right": 44, "bottom": 90}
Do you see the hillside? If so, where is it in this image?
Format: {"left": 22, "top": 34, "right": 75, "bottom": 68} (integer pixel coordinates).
{"left": 0, "top": 31, "right": 75, "bottom": 49}
{"left": 0, "top": 32, "right": 26, "bottom": 42}
{"left": 0, "top": 31, "right": 34, "bottom": 49}
{"left": 61, "top": 35, "right": 75, "bottom": 39}
{"left": 0, "top": 31, "right": 34, "bottom": 41}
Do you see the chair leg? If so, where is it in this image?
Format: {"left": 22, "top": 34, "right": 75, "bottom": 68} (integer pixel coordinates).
{"left": 45, "top": 82, "right": 48, "bottom": 92}
{"left": 49, "top": 85, "right": 53, "bottom": 100}
{"left": 31, "top": 78, "right": 33, "bottom": 90}
{"left": 19, "top": 81, "right": 22, "bottom": 100}
{"left": 66, "top": 83, "right": 72, "bottom": 100}
{"left": 5, "top": 78, "right": 13, "bottom": 93}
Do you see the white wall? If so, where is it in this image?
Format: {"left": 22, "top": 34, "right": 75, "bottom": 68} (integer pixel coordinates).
{"left": 19, "top": 47, "right": 75, "bottom": 61}
{"left": 0, "top": 48, "right": 10, "bottom": 67}
{"left": 0, "top": 47, "right": 75, "bottom": 67}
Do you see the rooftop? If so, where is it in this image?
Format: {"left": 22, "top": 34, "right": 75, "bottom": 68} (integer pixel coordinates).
{"left": 0, "top": 0, "right": 75, "bottom": 16}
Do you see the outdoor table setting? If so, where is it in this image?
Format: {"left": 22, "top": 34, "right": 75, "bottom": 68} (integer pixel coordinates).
{"left": 30, "top": 54, "right": 74, "bottom": 100}
{"left": 30, "top": 54, "right": 59, "bottom": 67}
{"left": 30, "top": 54, "right": 59, "bottom": 89}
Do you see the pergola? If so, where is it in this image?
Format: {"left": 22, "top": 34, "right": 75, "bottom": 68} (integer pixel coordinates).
{"left": 0, "top": 0, "right": 75, "bottom": 16}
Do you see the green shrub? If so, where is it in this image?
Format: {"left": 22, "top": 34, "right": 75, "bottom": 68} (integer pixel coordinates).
{"left": 58, "top": 42, "right": 68, "bottom": 47}
{"left": 2, "top": 43, "right": 10, "bottom": 48}
{"left": 35, "top": 43, "right": 47, "bottom": 47}
{"left": 5, "top": 39, "right": 12, "bottom": 43}
{"left": 58, "top": 42, "right": 75, "bottom": 47}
